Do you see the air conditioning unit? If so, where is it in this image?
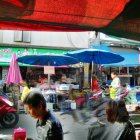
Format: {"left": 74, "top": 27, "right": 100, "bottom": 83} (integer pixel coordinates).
{"left": 23, "top": 31, "right": 31, "bottom": 43}
{"left": 14, "top": 31, "right": 22, "bottom": 42}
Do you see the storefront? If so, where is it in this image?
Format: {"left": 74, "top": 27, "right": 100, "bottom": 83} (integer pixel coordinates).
{"left": 0, "top": 47, "right": 81, "bottom": 86}
{"left": 93, "top": 45, "right": 140, "bottom": 86}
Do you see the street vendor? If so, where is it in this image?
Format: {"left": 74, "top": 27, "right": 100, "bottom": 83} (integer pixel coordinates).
{"left": 21, "top": 87, "right": 63, "bottom": 140}
{"left": 91, "top": 74, "right": 99, "bottom": 91}
{"left": 110, "top": 71, "right": 121, "bottom": 99}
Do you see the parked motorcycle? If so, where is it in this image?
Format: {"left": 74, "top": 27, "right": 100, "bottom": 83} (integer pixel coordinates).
{"left": 0, "top": 96, "right": 19, "bottom": 128}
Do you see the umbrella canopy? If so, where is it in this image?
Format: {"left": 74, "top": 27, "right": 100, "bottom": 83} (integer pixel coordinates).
{"left": 16, "top": 54, "right": 79, "bottom": 66}
{"left": 66, "top": 48, "right": 124, "bottom": 64}
{"left": 6, "top": 53, "right": 23, "bottom": 85}
{"left": 103, "top": 53, "right": 140, "bottom": 67}
{"left": 17, "top": 54, "right": 79, "bottom": 90}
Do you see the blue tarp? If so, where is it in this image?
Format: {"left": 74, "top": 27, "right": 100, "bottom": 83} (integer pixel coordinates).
{"left": 92, "top": 44, "right": 112, "bottom": 51}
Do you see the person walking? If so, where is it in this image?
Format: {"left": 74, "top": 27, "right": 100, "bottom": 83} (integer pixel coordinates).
{"left": 87, "top": 100, "right": 136, "bottom": 140}
{"left": 21, "top": 89, "right": 63, "bottom": 140}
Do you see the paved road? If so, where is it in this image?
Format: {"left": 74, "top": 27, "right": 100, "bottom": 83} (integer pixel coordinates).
{"left": 0, "top": 112, "right": 93, "bottom": 140}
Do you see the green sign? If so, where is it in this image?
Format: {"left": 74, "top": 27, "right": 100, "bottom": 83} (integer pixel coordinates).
{"left": 0, "top": 47, "right": 71, "bottom": 66}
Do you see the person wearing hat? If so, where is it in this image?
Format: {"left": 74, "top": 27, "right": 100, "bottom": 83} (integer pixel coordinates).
{"left": 21, "top": 87, "right": 63, "bottom": 140}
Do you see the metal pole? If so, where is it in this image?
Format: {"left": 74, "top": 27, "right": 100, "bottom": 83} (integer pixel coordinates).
{"left": 119, "top": 67, "right": 120, "bottom": 74}
{"left": 48, "top": 73, "right": 51, "bottom": 89}
{"left": 47, "top": 62, "right": 51, "bottom": 90}
{"left": 91, "top": 61, "right": 94, "bottom": 87}
{"left": 127, "top": 67, "right": 129, "bottom": 75}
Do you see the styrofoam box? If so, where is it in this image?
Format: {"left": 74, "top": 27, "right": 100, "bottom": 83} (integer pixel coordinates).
{"left": 72, "top": 85, "right": 79, "bottom": 89}
{"left": 59, "top": 84, "right": 70, "bottom": 91}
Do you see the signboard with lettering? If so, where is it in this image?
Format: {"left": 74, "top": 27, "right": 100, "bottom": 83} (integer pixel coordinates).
{"left": 0, "top": 47, "right": 70, "bottom": 66}
{"left": 44, "top": 66, "right": 55, "bottom": 74}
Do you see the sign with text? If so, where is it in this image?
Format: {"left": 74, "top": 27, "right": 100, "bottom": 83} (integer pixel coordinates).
{"left": 0, "top": 47, "right": 70, "bottom": 66}
{"left": 44, "top": 66, "right": 55, "bottom": 74}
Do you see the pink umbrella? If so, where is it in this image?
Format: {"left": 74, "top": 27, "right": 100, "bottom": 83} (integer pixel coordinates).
{"left": 6, "top": 53, "right": 23, "bottom": 85}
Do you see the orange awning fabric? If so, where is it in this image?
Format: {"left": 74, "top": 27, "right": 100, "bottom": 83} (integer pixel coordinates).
{"left": 0, "top": 0, "right": 129, "bottom": 31}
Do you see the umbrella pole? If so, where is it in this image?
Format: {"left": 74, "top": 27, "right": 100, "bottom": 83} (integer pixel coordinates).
{"left": 48, "top": 74, "right": 51, "bottom": 90}
{"left": 91, "top": 61, "right": 94, "bottom": 87}
{"left": 47, "top": 62, "right": 51, "bottom": 90}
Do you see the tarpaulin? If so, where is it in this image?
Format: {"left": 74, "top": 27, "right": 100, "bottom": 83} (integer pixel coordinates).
{"left": 0, "top": 0, "right": 129, "bottom": 31}
{"left": 101, "top": 0, "right": 140, "bottom": 41}
{"left": 1, "top": 0, "right": 140, "bottom": 41}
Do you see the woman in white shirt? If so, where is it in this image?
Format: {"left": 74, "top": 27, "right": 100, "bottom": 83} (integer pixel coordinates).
{"left": 110, "top": 71, "right": 121, "bottom": 99}
{"left": 111, "top": 72, "right": 120, "bottom": 88}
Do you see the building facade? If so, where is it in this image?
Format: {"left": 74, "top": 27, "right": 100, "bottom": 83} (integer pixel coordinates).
{"left": 0, "top": 30, "right": 89, "bottom": 81}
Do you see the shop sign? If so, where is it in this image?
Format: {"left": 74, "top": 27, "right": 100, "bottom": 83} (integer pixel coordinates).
{"left": 44, "top": 66, "right": 55, "bottom": 74}
{"left": 0, "top": 47, "right": 70, "bottom": 64}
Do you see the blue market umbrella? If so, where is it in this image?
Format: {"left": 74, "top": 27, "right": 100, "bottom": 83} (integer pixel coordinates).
{"left": 17, "top": 54, "right": 79, "bottom": 89}
{"left": 66, "top": 48, "right": 124, "bottom": 88}
{"left": 17, "top": 54, "right": 79, "bottom": 66}
{"left": 66, "top": 48, "right": 124, "bottom": 64}
{"left": 103, "top": 53, "right": 140, "bottom": 67}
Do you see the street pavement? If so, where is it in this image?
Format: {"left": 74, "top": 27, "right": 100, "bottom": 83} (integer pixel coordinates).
{"left": 1, "top": 112, "right": 139, "bottom": 140}
{"left": 0, "top": 112, "right": 93, "bottom": 140}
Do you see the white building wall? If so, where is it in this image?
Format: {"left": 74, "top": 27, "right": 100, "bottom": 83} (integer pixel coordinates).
{"left": 31, "top": 32, "right": 88, "bottom": 48}
{"left": 1, "top": 30, "right": 89, "bottom": 49}
{"left": 3, "top": 30, "right": 14, "bottom": 44}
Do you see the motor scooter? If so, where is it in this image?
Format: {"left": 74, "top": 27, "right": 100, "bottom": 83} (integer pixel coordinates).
{"left": 0, "top": 95, "right": 19, "bottom": 128}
